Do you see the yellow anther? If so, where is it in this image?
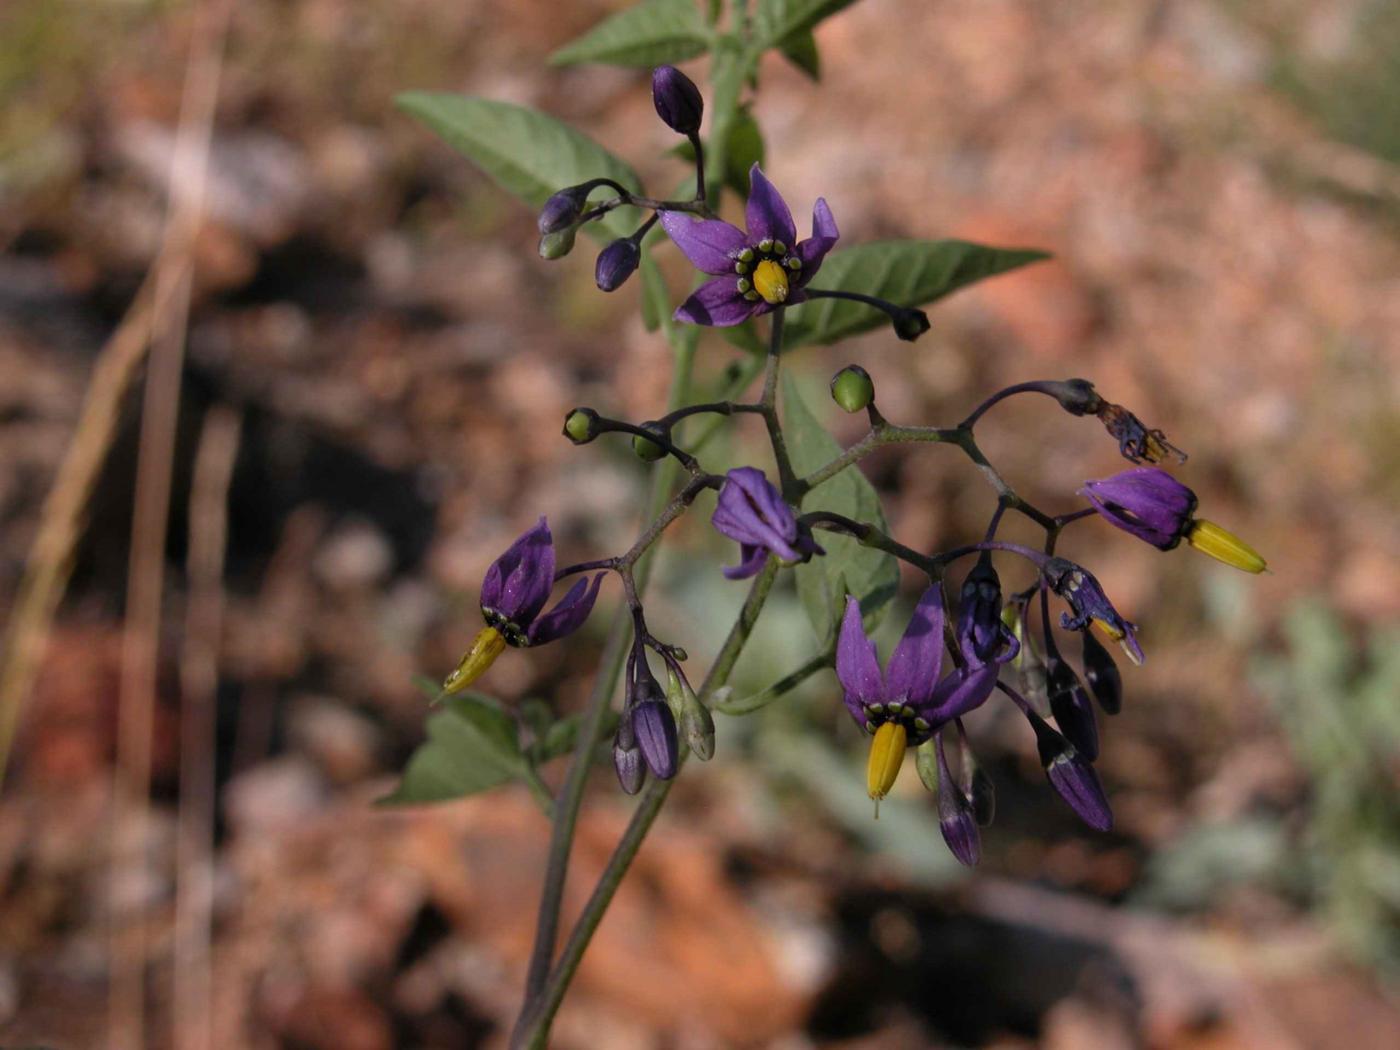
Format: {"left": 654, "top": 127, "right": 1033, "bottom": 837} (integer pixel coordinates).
{"left": 1092, "top": 617, "right": 1142, "bottom": 666}
{"left": 1186, "top": 519, "right": 1267, "bottom": 574}
{"left": 442, "top": 626, "right": 506, "bottom": 696}
{"left": 752, "top": 259, "right": 789, "bottom": 305}
{"left": 866, "top": 721, "right": 908, "bottom": 811}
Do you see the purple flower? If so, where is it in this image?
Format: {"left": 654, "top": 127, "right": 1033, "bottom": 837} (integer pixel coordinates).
{"left": 632, "top": 699, "right": 679, "bottom": 780}
{"left": 1029, "top": 713, "right": 1113, "bottom": 832}
{"left": 1081, "top": 467, "right": 1198, "bottom": 550}
{"left": 711, "top": 467, "right": 823, "bottom": 579}
{"left": 1043, "top": 557, "right": 1144, "bottom": 666}
{"left": 935, "top": 736, "right": 981, "bottom": 867}
{"left": 660, "top": 164, "right": 839, "bottom": 327}
{"left": 479, "top": 517, "right": 604, "bottom": 646}
{"left": 444, "top": 517, "right": 604, "bottom": 695}
{"left": 956, "top": 555, "right": 1019, "bottom": 667}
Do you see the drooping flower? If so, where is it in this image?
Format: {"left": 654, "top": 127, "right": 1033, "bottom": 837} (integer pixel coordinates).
{"left": 1028, "top": 711, "right": 1113, "bottom": 831}
{"left": 1081, "top": 467, "right": 1198, "bottom": 550}
{"left": 838, "top": 589, "right": 998, "bottom": 805}
{"left": 442, "top": 517, "right": 603, "bottom": 695}
{"left": 661, "top": 164, "right": 839, "bottom": 326}
{"left": 1043, "top": 556, "right": 1144, "bottom": 666}
{"left": 710, "top": 467, "right": 823, "bottom": 579}
{"left": 1095, "top": 402, "right": 1186, "bottom": 465}
{"left": 934, "top": 735, "right": 981, "bottom": 867}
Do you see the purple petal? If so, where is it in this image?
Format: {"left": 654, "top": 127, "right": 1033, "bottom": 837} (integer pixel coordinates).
{"left": 710, "top": 467, "right": 804, "bottom": 560}
{"left": 659, "top": 211, "right": 748, "bottom": 274}
{"left": 794, "top": 197, "right": 839, "bottom": 286}
{"left": 632, "top": 700, "right": 679, "bottom": 779}
{"left": 836, "top": 596, "right": 883, "bottom": 723}
{"left": 480, "top": 516, "right": 555, "bottom": 626}
{"left": 1046, "top": 751, "right": 1113, "bottom": 831}
{"left": 745, "top": 164, "right": 797, "bottom": 247}
{"left": 674, "top": 277, "right": 759, "bottom": 327}
{"left": 924, "top": 664, "right": 1000, "bottom": 725}
{"left": 885, "top": 587, "right": 945, "bottom": 708}
{"left": 1081, "top": 467, "right": 1196, "bottom": 550}
{"left": 526, "top": 572, "right": 604, "bottom": 645}
{"left": 722, "top": 543, "right": 768, "bottom": 580}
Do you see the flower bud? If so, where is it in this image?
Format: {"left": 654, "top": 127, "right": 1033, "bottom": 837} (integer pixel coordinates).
{"left": 829, "top": 364, "right": 875, "bottom": 413}
{"left": 631, "top": 422, "right": 668, "bottom": 462}
{"left": 1186, "top": 519, "right": 1267, "bottom": 574}
{"left": 651, "top": 65, "right": 704, "bottom": 136}
{"left": 1047, "top": 656, "right": 1099, "bottom": 761}
{"left": 632, "top": 699, "right": 679, "bottom": 779}
{"left": 613, "top": 718, "right": 645, "bottom": 795}
{"left": 892, "top": 307, "right": 931, "bottom": 342}
{"left": 1080, "top": 629, "right": 1122, "bottom": 715}
{"left": 1004, "top": 603, "right": 1050, "bottom": 716}
{"left": 957, "top": 554, "right": 1013, "bottom": 665}
{"left": 538, "top": 226, "right": 577, "bottom": 260}
{"left": 969, "top": 766, "right": 996, "bottom": 827}
{"left": 562, "top": 407, "right": 602, "bottom": 445}
{"left": 667, "top": 667, "right": 714, "bottom": 761}
{"left": 934, "top": 736, "right": 980, "bottom": 866}
{"left": 1030, "top": 713, "right": 1112, "bottom": 831}
{"left": 538, "top": 183, "right": 592, "bottom": 235}
{"left": 595, "top": 237, "right": 641, "bottom": 292}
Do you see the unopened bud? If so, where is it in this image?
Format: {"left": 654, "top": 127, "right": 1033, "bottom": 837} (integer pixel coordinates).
{"left": 632, "top": 699, "right": 679, "bottom": 779}
{"left": 613, "top": 717, "right": 645, "bottom": 795}
{"left": 595, "top": 237, "right": 641, "bottom": 292}
{"left": 667, "top": 667, "right": 714, "bottom": 761}
{"left": 651, "top": 65, "right": 704, "bottom": 136}
{"left": 562, "top": 407, "right": 602, "bottom": 445}
{"left": 631, "top": 422, "right": 668, "bottom": 462}
{"left": 830, "top": 364, "right": 875, "bottom": 413}
{"left": 1047, "top": 656, "right": 1099, "bottom": 761}
{"left": 1029, "top": 713, "right": 1113, "bottom": 832}
{"left": 538, "top": 184, "right": 592, "bottom": 235}
{"left": 538, "top": 226, "right": 577, "bottom": 260}
{"left": 1080, "top": 629, "right": 1122, "bottom": 715}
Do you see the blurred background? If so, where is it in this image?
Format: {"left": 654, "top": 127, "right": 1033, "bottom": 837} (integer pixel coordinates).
{"left": 2, "top": 0, "right": 1398, "bottom": 1047}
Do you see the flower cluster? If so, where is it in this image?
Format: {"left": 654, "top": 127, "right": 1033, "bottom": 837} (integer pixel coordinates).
{"left": 431, "top": 63, "right": 1269, "bottom": 874}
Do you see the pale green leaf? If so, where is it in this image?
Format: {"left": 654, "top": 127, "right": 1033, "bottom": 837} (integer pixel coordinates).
{"left": 551, "top": 0, "right": 711, "bottom": 68}
{"left": 397, "top": 93, "right": 643, "bottom": 239}
{"left": 784, "top": 239, "right": 1050, "bottom": 348}
{"left": 753, "top": 0, "right": 859, "bottom": 49}
{"left": 379, "top": 693, "right": 525, "bottom": 805}
{"left": 778, "top": 28, "right": 820, "bottom": 80}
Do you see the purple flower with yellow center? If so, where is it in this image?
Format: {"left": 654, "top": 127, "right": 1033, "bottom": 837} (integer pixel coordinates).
{"left": 1082, "top": 467, "right": 1268, "bottom": 574}
{"left": 711, "top": 467, "right": 823, "bottom": 579}
{"left": 838, "top": 589, "right": 998, "bottom": 808}
{"left": 660, "top": 164, "right": 838, "bottom": 326}
{"left": 1043, "top": 556, "right": 1144, "bottom": 666}
{"left": 442, "top": 517, "right": 603, "bottom": 695}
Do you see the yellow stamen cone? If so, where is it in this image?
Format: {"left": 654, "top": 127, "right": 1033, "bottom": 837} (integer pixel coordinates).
{"left": 1091, "top": 617, "right": 1143, "bottom": 666}
{"left": 441, "top": 626, "right": 506, "bottom": 697}
{"left": 1186, "top": 519, "right": 1267, "bottom": 574}
{"left": 752, "top": 259, "right": 789, "bottom": 305}
{"left": 867, "top": 722, "right": 908, "bottom": 812}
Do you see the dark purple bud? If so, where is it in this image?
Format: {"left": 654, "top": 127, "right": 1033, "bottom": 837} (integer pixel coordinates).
{"left": 1081, "top": 629, "right": 1122, "bottom": 715}
{"left": 595, "top": 237, "right": 641, "bottom": 292}
{"left": 651, "top": 65, "right": 704, "bottom": 135}
{"left": 1030, "top": 714, "right": 1112, "bottom": 831}
{"left": 957, "top": 555, "right": 1016, "bottom": 666}
{"left": 538, "top": 184, "right": 591, "bottom": 235}
{"left": 1046, "top": 378, "right": 1102, "bottom": 416}
{"left": 1095, "top": 402, "right": 1186, "bottom": 465}
{"left": 632, "top": 699, "right": 678, "bottom": 779}
{"left": 892, "top": 308, "right": 931, "bottom": 342}
{"left": 613, "top": 718, "right": 645, "bottom": 795}
{"left": 1047, "top": 656, "right": 1099, "bottom": 761}
{"left": 935, "top": 737, "right": 980, "bottom": 866}
{"left": 1081, "top": 467, "right": 1198, "bottom": 550}
{"left": 711, "top": 467, "right": 824, "bottom": 580}
{"left": 969, "top": 766, "right": 996, "bottom": 827}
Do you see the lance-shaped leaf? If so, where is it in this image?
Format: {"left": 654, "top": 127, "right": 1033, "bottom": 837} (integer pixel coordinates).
{"left": 379, "top": 693, "right": 525, "bottom": 805}
{"left": 782, "top": 372, "right": 898, "bottom": 643}
{"left": 784, "top": 239, "right": 1050, "bottom": 348}
{"left": 754, "top": 0, "right": 860, "bottom": 50}
{"left": 397, "top": 93, "right": 644, "bottom": 239}
{"left": 551, "top": 0, "right": 712, "bottom": 69}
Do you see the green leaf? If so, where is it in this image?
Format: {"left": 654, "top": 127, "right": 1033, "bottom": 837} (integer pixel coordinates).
{"left": 753, "top": 0, "right": 859, "bottom": 49}
{"left": 397, "top": 93, "right": 643, "bottom": 239}
{"left": 784, "top": 239, "right": 1049, "bottom": 349}
{"left": 782, "top": 372, "right": 898, "bottom": 643}
{"left": 550, "top": 0, "right": 711, "bottom": 69}
{"left": 672, "top": 105, "right": 765, "bottom": 198}
{"left": 640, "top": 251, "right": 668, "bottom": 332}
{"left": 778, "top": 28, "right": 820, "bottom": 80}
{"left": 720, "top": 319, "right": 765, "bottom": 354}
{"left": 379, "top": 693, "right": 525, "bottom": 805}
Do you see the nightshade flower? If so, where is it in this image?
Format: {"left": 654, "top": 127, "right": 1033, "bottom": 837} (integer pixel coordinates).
{"left": 956, "top": 555, "right": 1020, "bottom": 666}
{"left": 1043, "top": 557, "right": 1144, "bottom": 666}
{"left": 1082, "top": 467, "right": 1197, "bottom": 550}
{"left": 838, "top": 589, "right": 997, "bottom": 806}
{"left": 442, "top": 517, "right": 604, "bottom": 695}
{"left": 711, "top": 467, "right": 823, "bottom": 579}
{"left": 660, "top": 164, "right": 838, "bottom": 326}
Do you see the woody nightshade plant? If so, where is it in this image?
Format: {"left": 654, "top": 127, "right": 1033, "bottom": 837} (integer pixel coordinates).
{"left": 391, "top": 9, "right": 1269, "bottom": 1045}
